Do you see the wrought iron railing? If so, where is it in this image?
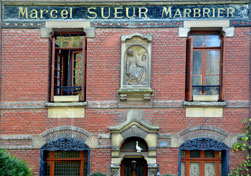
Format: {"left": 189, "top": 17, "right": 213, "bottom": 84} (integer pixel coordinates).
{"left": 192, "top": 85, "right": 220, "bottom": 94}
{"left": 54, "top": 86, "right": 82, "bottom": 95}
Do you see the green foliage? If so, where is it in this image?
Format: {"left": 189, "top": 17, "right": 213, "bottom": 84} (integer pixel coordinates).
{"left": 0, "top": 149, "right": 33, "bottom": 176}
{"left": 90, "top": 171, "right": 107, "bottom": 176}
{"left": 228, "top": 119, "right": 251, "bottom": 176}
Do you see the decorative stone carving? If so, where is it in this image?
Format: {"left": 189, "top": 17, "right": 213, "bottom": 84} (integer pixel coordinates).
{"left": 179, "top": 125, "right": 228, "bottom": 143}
{"left": 125, "top": 47, "right": 148, "bottom": 86}
{"left": 109, "top": 110, "right": 159, "bottom": 176}
{"left": 148, "top": 166, "right": 158, "bottom": 176}
{"left": 119, "top": 33, "right": 153, "bottom": 101}
{"left": 41, "top": 126, "right": 89, "bottom": 143}
{"left": 111, "top": 166, "right": 120, "bottom": 176}
{"left": 179, "top": 138, "right": 228, "bottom": 151}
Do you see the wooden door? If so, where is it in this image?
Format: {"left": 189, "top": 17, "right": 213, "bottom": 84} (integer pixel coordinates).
{"left": 121, "top": 158, "right": 147, "bottom": 176}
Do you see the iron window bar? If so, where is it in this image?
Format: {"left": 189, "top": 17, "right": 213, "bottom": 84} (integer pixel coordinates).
{"left": 54, "top": 86, "right": 82, "bottom": 95}
{"left": 192, "top": 85, "right": 220, "bottom": 94}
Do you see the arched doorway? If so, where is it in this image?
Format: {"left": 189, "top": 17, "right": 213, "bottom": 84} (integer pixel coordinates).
{"left": 121, "top": 158, "right": 148, "bottom": 176}
{"left": 120, "top": 137, "right": 148, "bottom": 176}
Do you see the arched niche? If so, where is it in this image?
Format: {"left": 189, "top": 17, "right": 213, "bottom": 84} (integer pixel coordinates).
{"left": 120, "top": 137, "right": 148, "bottom": 153}
{"left": 109, "top": 110, "right": 159, "bottom": 176}
{"left": 119, "top": 33, "right": 153, "bottom": 101}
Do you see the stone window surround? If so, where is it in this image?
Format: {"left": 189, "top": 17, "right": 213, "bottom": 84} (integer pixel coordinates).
{"left": 179, "top": 20, "right": 233, "bottom": 117}
{"left": 40, "top": 21, "right": 95, "bottom": 39}
{"left": 40, "top": 21, "right": 94, "bottom": 118}
{"left": 178, "top": 20, "right": 234, "bottom": 38}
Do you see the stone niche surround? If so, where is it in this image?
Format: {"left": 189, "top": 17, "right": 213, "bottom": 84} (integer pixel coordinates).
{"left": 109, "top": 110, "right": 159, "bottom": 176}
{"left": 118, "top": 33, "right": 153, "bottom": 102}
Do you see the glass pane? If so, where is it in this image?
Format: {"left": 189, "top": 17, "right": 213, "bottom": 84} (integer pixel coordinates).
{"left": 206, "top": 76, "right": 219, "bottom": 85}
{"left": 193, "top": 51, "right": 202, "bottom": 74}
{"left": 54, "top": 151, "right": 80, "bottom": 158}
{"left": 205, "top": 150, "right": 215, "bottom": 158}
{"left": 56, "top": 36, "right": 70, "bottom": 48}
{"left": 71, "top": 36, "right": 83, "bottom": 48}
{"left": 204, "top": 162, "right": 215, "bottom": 176}
{"left": 206, "top": 76, "right": 219, "bottom": 95}
{"left": 54, "top": 162, "right": 80, "bottom": 176}
{"left": 219, "top": 151, "right": 221, "bottom": 158}
{"left": 55, "top": 34, "right": 83, "bottom": 48}
{"left": 206, "top": 51, "right": 220, "bottom": 75}
{"left": 190, "top": 162, "right": 200, "bottom": 176}
{"left": 205, "top": 35, "right": 221, "bottom": 47}
{"left": 192, "top": 76, "right": 202, "bottom": 95}
{"left": 181, "top": 150, "right": 186, "bottom": 158}
{"left": 73, "top": 52, "right": 83, "bottom": 87}
{"left": 46, "top": 162, "right": 50, "bottom": 176}
{"left": 192, "top": 35, "right": 204, "bottom": 47}
{"left": 190, "top": 150, "right": 200, "bottom": 158}
{"left": 181, "top": 162, "right": 186, "bottom": 176}
{"left": 219, "top": 163, "right": 222, "bottom": 176}
{"left": 84, "top": 161, "right": 88, "bottom": 176}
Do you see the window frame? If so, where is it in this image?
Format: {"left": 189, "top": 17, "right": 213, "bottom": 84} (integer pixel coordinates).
{"left": 186, "top": 31, "right": 225, "bottom": 101}
{"left": 181, "top": 150, "right": 222, "bottom": 176}
{"left": 50, "top": 32, "right": 87, "bottom": 102}
{"left": 45, "top": 151, "right": 88, "bottom": 176}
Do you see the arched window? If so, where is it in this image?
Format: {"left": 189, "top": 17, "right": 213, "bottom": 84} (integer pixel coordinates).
{"left": 178, "top": 138, "right": 229, "bottom": 176}
{"left": 181, "top": 150, "right": 222, "bottom": 176}
{"left": 40, "top": 138, "right": 90, "bottom": 176}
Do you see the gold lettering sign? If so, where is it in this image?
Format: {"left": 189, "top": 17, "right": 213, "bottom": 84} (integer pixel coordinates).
{"left": 15, "top": 5, "right": 238, "bottom": 20}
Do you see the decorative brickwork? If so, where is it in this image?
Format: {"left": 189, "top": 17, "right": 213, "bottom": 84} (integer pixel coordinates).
{"left": 180, "top": 126, "right": 228, "bottom": 142}
{"left": 41, "top": 126, "right": 89, "bottom": 143}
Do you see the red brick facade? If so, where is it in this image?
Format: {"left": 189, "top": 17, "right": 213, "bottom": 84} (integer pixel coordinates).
{"left": 0, "top": 2, "right": 250, "bottom": 176}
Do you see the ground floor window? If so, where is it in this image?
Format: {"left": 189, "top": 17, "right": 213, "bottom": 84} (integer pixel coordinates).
{"left": 40, "top": 138, "right": 90, "bottom": 176}
{"left": 181, "top": 150, "right": 222, "bottom": 176}
{"left": 178, "top": 138, "right": 229, "bottom": 176}
{"left": 45, "top": 151, "right": 88, "bottom": 176}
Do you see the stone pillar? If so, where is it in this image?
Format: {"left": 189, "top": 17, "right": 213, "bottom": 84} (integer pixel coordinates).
{"left": 111, "top": 164, "right": 120, "bottom": 176}
{"left": 148, "top": 164, "right": 157, "bottom": 176}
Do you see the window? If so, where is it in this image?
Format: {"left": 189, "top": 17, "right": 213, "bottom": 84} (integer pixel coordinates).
{"left": 45, "top": 150, "right": 88, "bottom": 176}
{"left": 186, "top": 32, "right": 224, "bottom": 101}
{"left": 181, "top": 150, "right": 222, "bottom": 176}
{"left": 50, "top": 33, "right": 86, "bottom": 101}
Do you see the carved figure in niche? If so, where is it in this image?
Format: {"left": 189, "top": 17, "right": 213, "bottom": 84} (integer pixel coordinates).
{"left": 125, "top": 47, "right": 148, "bottom": 85}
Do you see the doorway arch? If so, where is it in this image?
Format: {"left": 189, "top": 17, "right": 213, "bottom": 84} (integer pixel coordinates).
{"left": 121, "top": 157, "right": 148, "bottom": 176}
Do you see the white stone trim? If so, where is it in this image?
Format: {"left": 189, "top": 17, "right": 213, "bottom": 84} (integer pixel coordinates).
{"left": 41, "top": 21, "right": 95, "bottom": 38}
{"left": 45, "top": 21, "right": 90, "bottom": 28}
{"left": 179, "top": 19, "right": 234, "bottom": 37}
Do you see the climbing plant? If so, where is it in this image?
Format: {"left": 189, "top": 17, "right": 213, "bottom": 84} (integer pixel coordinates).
{"left": 90, "top": 171, "right": 107, "bottom": 176}
{"left": 228, "top": 119, "right": 251, "bottom": 176}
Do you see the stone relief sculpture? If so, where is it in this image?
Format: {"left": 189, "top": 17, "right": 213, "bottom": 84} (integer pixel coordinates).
{"left": 119, "top": 33, "right": 153, "bottom": 101}
{"left": 125, "top": 47, "right": 148, "bottom": 86}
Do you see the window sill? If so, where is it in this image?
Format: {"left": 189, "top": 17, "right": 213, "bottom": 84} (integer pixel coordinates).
{"left": 118, "top": 87, "right": 153, "bottom": 101}
{"left": 45, "top": 102, "right": 87, "bottom": 118}
{"left": 183, "top": 101, "right": 227, "bottom": 107}
{"left": 183, "top": 101, "right": 226, "bottom": 118}
{"left": 45, "top": 102, "right": 88, "bottom": 107}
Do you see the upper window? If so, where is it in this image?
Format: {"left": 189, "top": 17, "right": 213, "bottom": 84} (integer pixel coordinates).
{"left": 50, "top": 33, "right": 86, "bottom": 102}
{"left": 186, "top": 32, "right": 224, "bottom": 101}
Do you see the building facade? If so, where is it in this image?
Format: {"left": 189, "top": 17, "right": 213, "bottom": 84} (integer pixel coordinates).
{"left": 0, "top": 0, "right": 250, "bottom": 175}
